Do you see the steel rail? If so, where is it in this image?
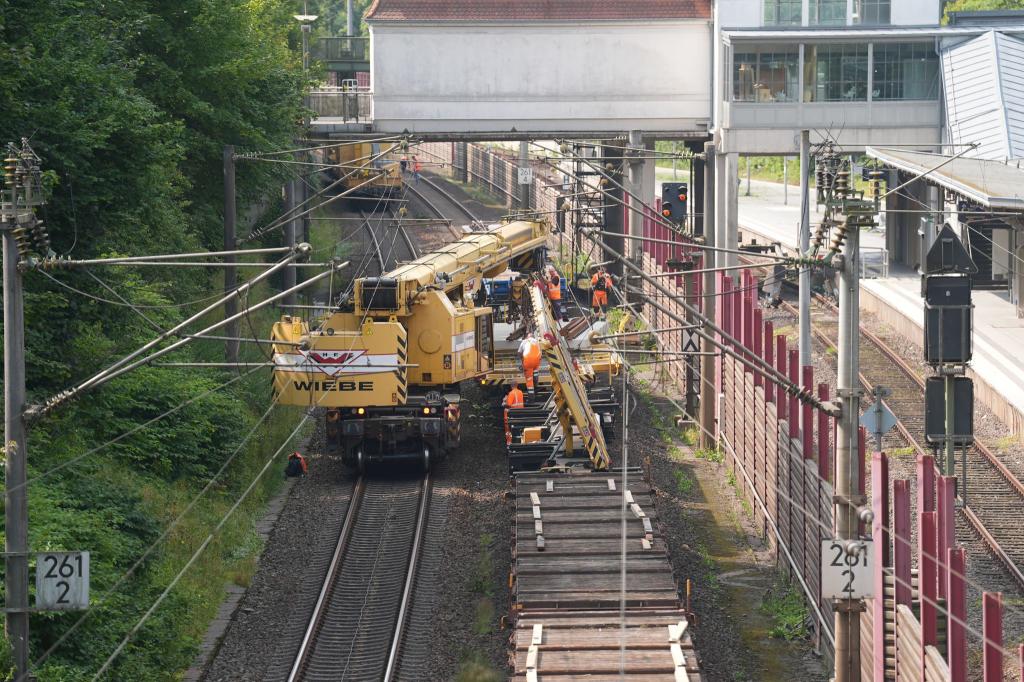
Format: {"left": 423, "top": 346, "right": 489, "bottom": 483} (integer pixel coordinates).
{"left": 357, "top": 210, "right": 387, "bottom": 274}
{"left": 415, "top": 174, "right": 480, "bottom": 224}
{"left": 287, "top": 476, "right": 367, "bottom": 682}
{"left": 383, "top": 473, "right": 432, "bottom": 682}
{"left": 772, "top": 288, "right": 1024, "bottom": 591}
{"left": 403, "top": 182, "right": 462, "bottom": 240}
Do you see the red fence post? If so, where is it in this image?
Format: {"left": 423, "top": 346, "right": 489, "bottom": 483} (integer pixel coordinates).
{"left": 920, "top": 510, "right": 938, "bottom": 656}
{"left": 817, "top": 384, "right": 829, "bottom": 481}
{"left": 802, "top": 366, "right": 813, "bottom": 459}
{"left": 947, "top": 548, "right": 967, "bottom": 682}
{"left": 776, "top": 336, "right": 787, "bottom": 420}
{"left": 893, "top": 480, "right": 912, "bottom": 607}
{"left": 917, "top": 453, "right": 935, "bottom": 513}
{"left": 722, "top": 276, "right": 733, "bottom": 338}
{"left": 787, "top": 349, "right": 799, "bottom": 439}
{"left": 983, "top": 592, "right": 1003, "bottom": 682}
{"left": 871, "top": 451, "right": 890, "bottom": 682}
{"left": 937, "top": 476, "right": 956, "bottom": 600}
{"left": 753, "top": 309, "right": 763, "bottom": 388}
{"left": 763, "top": 321, "right": 774, "bottom": 403}
{"left": 732, "top": 279, "right": 742, "bottom": 352}
{"left": 743, "top": 272, "right": 754, "bottom": 371}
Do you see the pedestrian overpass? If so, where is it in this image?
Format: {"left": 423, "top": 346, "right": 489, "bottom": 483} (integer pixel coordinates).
{"left": 310, "top": 0, "right": 713, "bottom": 141}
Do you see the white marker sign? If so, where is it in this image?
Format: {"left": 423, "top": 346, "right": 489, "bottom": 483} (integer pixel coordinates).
{"left": 517, "top": 167, "right": 534, "bottom": 185}
{"left": 36, "top": 551, "right": 89, "bottom": 610}
{"left": 821, "top": 540, "right": 873, "bottom": 600}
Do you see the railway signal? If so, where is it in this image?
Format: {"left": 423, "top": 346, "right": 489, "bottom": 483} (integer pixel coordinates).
{"left": 661, "top": 182, "right": 688, "bottom": 225}
{"left": 921, "top": 224, "right": 977, "bottom": 475}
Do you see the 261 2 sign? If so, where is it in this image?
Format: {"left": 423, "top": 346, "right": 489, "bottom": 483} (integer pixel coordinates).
{"left": 36, "top": 551, "right": 89, "bottom": 611}
{"left": 820, "top": 540, "right": 874, "bottom": 600}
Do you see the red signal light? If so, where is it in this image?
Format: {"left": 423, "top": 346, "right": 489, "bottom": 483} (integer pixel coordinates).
{"left": 678, "top": 193, "right": 687, "bottom": 202}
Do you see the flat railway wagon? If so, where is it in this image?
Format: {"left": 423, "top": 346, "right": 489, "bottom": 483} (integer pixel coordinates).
{"left": 324, "top": 141, "right": 402, "bottom": 199}
{"left": 511, "top": 471, "right": 704, "bottom": 681}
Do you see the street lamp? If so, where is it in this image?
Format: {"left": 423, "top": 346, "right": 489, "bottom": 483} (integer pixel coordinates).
{"left": 294, "top": 12, "right": 319, "bottom": 73}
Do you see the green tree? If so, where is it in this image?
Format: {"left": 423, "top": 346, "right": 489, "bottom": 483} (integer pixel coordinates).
{"left": 943, "top": 0, "right": 1024, "bottom": 22}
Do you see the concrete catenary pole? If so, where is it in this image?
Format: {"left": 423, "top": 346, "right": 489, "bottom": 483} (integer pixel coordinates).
{"left": 798, "top": 130, "right": 811, "bottom": 369}
{"left": 835, "top": 225, "right": 862, "bottom": 682}
{"left": 3, "top": 148, "right": 30, "bottom": 681}
{"left": 346, "top": 0, "right": 355, "bottom": 36}
{"left": 223, "top": 146, "right": 239, "bottom": 364}
{"left": 284, "top": 180, "right": 298, "bottom": 307}
{"left": 699, "top": 141, "right": 717, "bottom": 450}
{"left": 519, "top": 141, "right": 530, "bottom": 210}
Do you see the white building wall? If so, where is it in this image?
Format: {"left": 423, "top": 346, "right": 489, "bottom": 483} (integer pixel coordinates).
{"left": 943, "top": 32, "right": 1010, "bottom": 159}
{"left": 995, "top": 32, "right": 1024, "bottom": 159}
{"left": 369, "top": 21, "right": 712, "bottom": 134}
{"left": 890, "top": 0, "right": 941, "bottom": 26}
{"left": 718, "top": 0, "right": 762, "bottom": 28}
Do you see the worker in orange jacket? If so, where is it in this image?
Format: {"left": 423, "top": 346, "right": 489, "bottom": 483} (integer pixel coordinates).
{"left": 502, "top": 384, "right": 526, "bottom": 444}
{"left": 591, "top": 266, "right": 613, "bottom": 320}
{"left": 547, "top": 271, "right": 566, "bottom": 322}
{"left": 518, "top": 335, "right": 541, "bottom": 394}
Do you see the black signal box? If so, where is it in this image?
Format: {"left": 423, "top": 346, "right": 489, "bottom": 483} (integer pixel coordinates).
{"left": 924, "top": 376, "right": 974, "bottom": 446}
{"left": 923, "top": 275, "right": 972, "bottom": 365}
{"left": 661, "top": 182, "right": 688, "bottom": 224}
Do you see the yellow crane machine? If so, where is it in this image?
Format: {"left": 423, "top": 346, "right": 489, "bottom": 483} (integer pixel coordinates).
{"left": 271, "top": 219, "right": 549, "bottom": 471}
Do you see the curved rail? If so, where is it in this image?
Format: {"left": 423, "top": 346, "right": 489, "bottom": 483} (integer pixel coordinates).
{"left": 779, "top": 293, "right": 1024, "bottom": 590}
{"left": 412, "top": 174, "right": 480, "bottom": 224}
{"left": 357, "top": 210, "right": 387, "bottom": 274}
{"left": 287, "top": 475, "right": 432, "bottom": 682}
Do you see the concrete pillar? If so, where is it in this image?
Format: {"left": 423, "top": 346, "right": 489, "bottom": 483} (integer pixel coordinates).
{"left": 726, "top": 152, "right": 739, "bottom": 275}
{"left": 601, "top": 144, "right": 626, "bottom": 279}
{"left": 626, "top": 130, "right": 645, "bottom": 264}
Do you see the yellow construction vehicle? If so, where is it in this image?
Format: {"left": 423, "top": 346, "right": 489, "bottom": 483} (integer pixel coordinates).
{"left": 271, "top": 219, "right": 549, "bottom": 471}
{"left": 324, "top": 141, "right": 402, "bottom": 199}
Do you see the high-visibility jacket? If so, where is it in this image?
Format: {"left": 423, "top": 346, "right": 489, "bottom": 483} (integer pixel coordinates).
{"left": 591, "top": 274, "right": 612, "bottom": 292}
{"left": 505, "top": 388, "right": 525, "bottom": 408}
{"left": 548, "top": 281, "right": 562, "bottom": 301}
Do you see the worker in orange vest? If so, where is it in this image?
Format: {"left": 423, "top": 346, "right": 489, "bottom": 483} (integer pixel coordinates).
{"left": 547, "top": 273, "right": 565, "bottom": 322}
{"left": 591, "top": 266, "right": 613, "bottom": 320}
{"left": 502, "top": 383, "right": 526, "bottom": 445}
{"left": 518, "top": 334, "right": 542, "bottom": 395}
{"left": 285, "top": 451, "right": 307, "bottom": 478}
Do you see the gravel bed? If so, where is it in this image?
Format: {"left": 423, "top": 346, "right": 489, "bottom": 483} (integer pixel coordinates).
{"left": 424, "top": 382, "right": 512, "bottom": 679}
{"left": 201, "top": 420, "right": 357, "bottom": 681}
{"left": 627, "top": 372, "right": 828, "bottom": 682}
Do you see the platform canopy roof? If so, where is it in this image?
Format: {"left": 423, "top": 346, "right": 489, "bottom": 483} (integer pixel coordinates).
{"left": 365, "top": 0, "right": 711, "bottom": 22}
{"left": 866, "top": 147, "right": 1024, "bottom": 211}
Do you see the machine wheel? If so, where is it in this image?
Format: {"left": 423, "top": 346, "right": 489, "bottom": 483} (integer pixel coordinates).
{"left": 355, "top": 447, "right": 367, "bottom": 475}
{"left": 422, "top": 446, "right": 431, "bottom": 473}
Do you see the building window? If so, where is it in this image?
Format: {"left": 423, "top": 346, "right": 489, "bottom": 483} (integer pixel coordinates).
{"left": 855, "top": 0, "right": 891, "bottom": 25}
{"left": 805, "top": 44, "right": 869, "bottom": 101}
{"left": 872, "top": 43, "right": 940, "bottom": 100}
{"left": 764, "top": 0, "right": 802, "bottom": 25}
{"left": 809, "top": 0, "right": 846, "bottom": 25}
{"left": 734, "top": 49, "right": 800, "bottom": 102}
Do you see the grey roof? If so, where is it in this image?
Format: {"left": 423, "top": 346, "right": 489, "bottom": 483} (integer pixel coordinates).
{"left": 866, "top": 147, "right": 1024, "bottom": 210}
{"left": 722, "top": 23, "right": 1024, "bottom": 43}
{"left": 942, "top": 31, "right": 1024, "bottom": 161}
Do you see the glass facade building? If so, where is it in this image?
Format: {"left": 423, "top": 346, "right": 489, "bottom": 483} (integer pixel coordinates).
{"left": 732, "top": 42, "right": 940, "bottom": 103}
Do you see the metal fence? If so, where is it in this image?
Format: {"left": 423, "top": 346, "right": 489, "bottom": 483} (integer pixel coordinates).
{"left": 313, "top": 37, "right": 368, "bottom": 62}
{"left": 307, "top": 88, "right": 372, "bottom": 122}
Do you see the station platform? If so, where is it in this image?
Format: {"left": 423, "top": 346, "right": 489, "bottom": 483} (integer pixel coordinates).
{"left": 732, "top": 182, "right": 1024, "bottom": 437}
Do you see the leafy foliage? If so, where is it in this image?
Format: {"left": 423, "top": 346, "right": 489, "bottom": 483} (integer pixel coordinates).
{"left": 0, "top": 0, "right": 310, "bottom": 678}
{"left": 943, "top": 0, "right": 1024, "bottom": 22}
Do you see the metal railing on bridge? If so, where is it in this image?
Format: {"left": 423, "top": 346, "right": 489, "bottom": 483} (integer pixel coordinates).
{"left": 313, "top": 36, "right": 368, "bottom": 63}
{"left": 307, "top": 87, "right": 372, "bottom": 122}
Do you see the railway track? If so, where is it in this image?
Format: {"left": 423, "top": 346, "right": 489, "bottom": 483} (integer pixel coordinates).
{"left": 357, "top": 207, "right": 419, "bottom": 273}
{"left": 407, "top": 173, "right": 480, "bottom": 225}
{"left": 780, "top": 294, "right": 1024, "bottom": 590}
{"left": 286, "top": 474, "right": 432, "bottom": 682}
